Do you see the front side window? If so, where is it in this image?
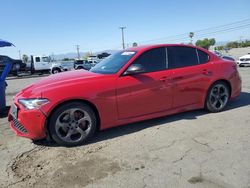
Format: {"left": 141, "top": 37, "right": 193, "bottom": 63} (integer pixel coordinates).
{"left": 90, "top": 51, "right": 136, "bottom": 74}
{"left": 168, "top": 46, "right": 199, "bottom": 69}
{"left": 131, "top": 47, "right": 166, "bottom": 73}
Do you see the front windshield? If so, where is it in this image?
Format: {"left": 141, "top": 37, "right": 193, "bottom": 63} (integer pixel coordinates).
{"left": 90, "top": 51, "right": 136, "bottom": 74}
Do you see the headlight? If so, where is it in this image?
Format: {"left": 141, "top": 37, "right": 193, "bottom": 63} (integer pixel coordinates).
{"left": 19, "top": 98, "right": 50, "bottom": 110}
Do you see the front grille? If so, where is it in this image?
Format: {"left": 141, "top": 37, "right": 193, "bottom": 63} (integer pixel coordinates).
{"left": 13, "top": 118, "right": 28, "bottom": 133}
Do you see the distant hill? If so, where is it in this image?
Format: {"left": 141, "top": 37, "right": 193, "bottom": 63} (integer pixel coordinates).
{"left": 53, "top": 50, "right": 118, "bottom": 60}
{"left": 215, "top": 41, "right": 229, "bottom": 46}
{"left": 53, "top": 52, "right": 87, "bottom": 60}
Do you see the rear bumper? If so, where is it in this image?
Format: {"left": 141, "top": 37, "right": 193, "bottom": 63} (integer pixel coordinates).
{"left": 8, "top": 104, "right": 47, "bottom": 140}
{"left": 230, "top": 72, "right": 242, "bottom": 100}
{"left": 231, "top": 84, "right": 241, "bottom": 100}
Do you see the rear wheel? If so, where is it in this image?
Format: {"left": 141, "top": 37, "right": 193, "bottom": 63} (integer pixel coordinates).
{"left": 52, "top": 68, "right": 61, "bottom": 74}
{"left": 205, "top": 82, "right": 229, "bottom": 113}
{"left": 48, "top": 102, "right": 97, "bottom": 146}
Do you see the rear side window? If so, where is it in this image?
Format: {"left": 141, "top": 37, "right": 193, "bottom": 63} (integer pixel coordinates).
{"left": 132, "top": 47, "right": 166, "bottom": 72}
{"left": 197, "top": 49, "right": 209, "bottom": 64}
{"left": 167, "top": 46, "right": 198, "bottom": 69}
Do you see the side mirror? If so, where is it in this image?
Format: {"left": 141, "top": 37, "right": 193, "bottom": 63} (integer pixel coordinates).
{"left": 123, "top": 64, "right": 145, "bottom": 75}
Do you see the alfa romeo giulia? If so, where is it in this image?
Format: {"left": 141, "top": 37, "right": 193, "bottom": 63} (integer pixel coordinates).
{"left": 8, "top": 44, "right": 241, "bottom": 146}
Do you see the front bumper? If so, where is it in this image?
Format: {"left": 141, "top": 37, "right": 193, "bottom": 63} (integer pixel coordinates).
{"left": 237, "top": 61, "right": 250, "bottom": 66}
{"left": 8, "top": 103, "right": 47, "bottom": 140}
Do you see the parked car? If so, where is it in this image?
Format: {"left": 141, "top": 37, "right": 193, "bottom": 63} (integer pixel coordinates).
{"left": 0, "top": 55, "right": 26, "bottom": 76}
{"left": 51, "top": 61, "right": 74, "bottom": 74}
{"left": 237, "top": 55, "right": 250, "bottom": 67}
{"left": 8, "top": 44, "right": 241, "bottom": 146}
{"left": 221, "top": 55, "right": 235, "bottom": 62}
{"left": 74, "top": 60, "right": 93, "bottom": 70}
{"left": 212, "top": 51, "right": 235, "bottom": 62}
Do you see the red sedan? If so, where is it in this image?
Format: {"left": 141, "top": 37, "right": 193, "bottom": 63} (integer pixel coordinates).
{"left": 8, "top": 44, "right": 241, "bottom": 146}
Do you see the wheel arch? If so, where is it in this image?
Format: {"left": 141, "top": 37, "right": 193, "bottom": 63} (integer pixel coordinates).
{"left": 204, "top": 79, "right": 232, "bottom": 107}
{"left": 45, "top": 99, "right": 101, "bottom": 138}
{"left": 52, "top": 67, "right": 62, "bottom": 72}
{"left": 212, "top": 79, "right": 231, "bottom": 96}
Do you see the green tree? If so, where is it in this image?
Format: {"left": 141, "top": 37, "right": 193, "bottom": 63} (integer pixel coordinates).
{"left": 132, "top": 42, "right": 138, "bottom": 47}
{"left": 225, "top": 40, "right": 250, "bottom": 49}
{"left": 215, "top": 46, "right": 224, "bottom": 51}
{"left": 22, "top": 54, "right": 29, "bottom": 63}
{"left": 195, "top": 38, "right": 216, "bottom": 50}
{"left": 62, "top": 58, "right": 74, "bottom": 61}
{"left": 226, "top": 41, "right": 238, "bottom": 49}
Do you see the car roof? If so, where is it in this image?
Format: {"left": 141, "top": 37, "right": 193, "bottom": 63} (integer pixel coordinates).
{"left": 126, "top": 44, "right": 217, "bottom": 59}
{"left": 240, "top": 55, "right": 250, "bottom": 58}
{"left": 127, "top": 44, "right": 209, "bottom": 52}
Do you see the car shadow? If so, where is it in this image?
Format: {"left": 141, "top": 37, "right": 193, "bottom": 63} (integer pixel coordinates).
{"left": 34, "top": 91, "right": 250, "bottom": 147}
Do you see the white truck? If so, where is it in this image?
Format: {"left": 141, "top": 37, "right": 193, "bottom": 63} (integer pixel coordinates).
{"left": 26, "top": 56, "right": 52, "bottom": 74}
{"left": 26, "top": 56, "right": 74, "bottom": 74}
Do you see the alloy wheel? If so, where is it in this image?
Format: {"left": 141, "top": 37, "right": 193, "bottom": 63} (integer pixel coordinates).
{"left": 55, "top": 108, "right": 92, "bottom": 143}
{"left": 209, "top": 84, "right": 229, "bottom": 111}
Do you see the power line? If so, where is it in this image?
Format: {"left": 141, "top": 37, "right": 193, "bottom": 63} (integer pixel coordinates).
{"left": 71, "top": 19, "right": 250, "bottom": 53}
{"left": 135, "top": 18, "right": 250, "bottom": 44}
{"left": 166, "top": 23, "right": 250, "bottom": 43}
{"left": 87, "top": 22, "right": 250, "bottom": 53}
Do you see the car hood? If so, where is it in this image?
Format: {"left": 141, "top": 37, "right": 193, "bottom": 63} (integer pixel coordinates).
{"left": 17, "top": 70, "right": 107, "bottom": 98}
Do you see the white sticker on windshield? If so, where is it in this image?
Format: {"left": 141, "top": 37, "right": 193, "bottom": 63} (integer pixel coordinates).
{"left": 121, "top": 51, "right": 135, "bottom": 56}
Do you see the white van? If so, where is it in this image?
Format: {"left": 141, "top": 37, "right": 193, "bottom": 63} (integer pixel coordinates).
{"left": 237, "top": 54, "right": 250, "bottom": 67}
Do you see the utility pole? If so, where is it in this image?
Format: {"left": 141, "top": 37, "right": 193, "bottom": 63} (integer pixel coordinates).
{"left": 119, "top": 27, "right": 126, "bottom": 49}
{"left": 51, "top": 52, "right": 55, "bottom": 61}
{"left": 18, "top": 50, "right": 21, "bottom": 60}
{"left": 75, "top": 45, "right": 80, "bottom": 59}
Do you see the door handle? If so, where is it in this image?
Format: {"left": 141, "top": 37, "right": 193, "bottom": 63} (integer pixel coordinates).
{"left": 202, "top": 69, "right": 212, "bottom": 76}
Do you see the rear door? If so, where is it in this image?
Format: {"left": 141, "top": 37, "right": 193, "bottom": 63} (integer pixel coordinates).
{"left": 167, "top": 46, "right": 212, "bottom": 108}
{"left": 116, "top": 47, "right": 173, "bottom": 119}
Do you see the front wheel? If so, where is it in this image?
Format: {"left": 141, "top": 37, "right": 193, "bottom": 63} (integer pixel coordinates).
{"left": 48, "top": 102, "right": 97, "bottom": 146}
{"left": 205, "top": 82, "right": 230, "bottom": 113}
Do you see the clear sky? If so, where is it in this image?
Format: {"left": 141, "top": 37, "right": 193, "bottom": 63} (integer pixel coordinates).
{"left": 0, "top": 0, "right": 250, "bottom": 58}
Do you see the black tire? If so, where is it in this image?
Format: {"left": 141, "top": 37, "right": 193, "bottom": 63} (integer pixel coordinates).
{"left": 52, "top": 68, "right": 61, "bottom": 74}
{"left": 205, "top": 81, "right": 230, "bottom": 113}
{"left": 239, "top": 64, "right": 244, "bottom": 67}
{"left": 48, "top": 102, "right": 97, "bottom": 146}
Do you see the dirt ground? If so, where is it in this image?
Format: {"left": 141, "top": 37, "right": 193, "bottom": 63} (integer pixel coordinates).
{"left": 0, "top": 68, "right": 250, "bottom": 188}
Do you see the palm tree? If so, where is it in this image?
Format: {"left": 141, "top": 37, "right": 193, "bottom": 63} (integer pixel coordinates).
{"left": 189, "top": 32, "right": 194, "bottom": 44}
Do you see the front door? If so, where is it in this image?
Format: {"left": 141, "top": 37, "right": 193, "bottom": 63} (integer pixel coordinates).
{"left": 116, "top": 47, "right": 173, "bottom": 119}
